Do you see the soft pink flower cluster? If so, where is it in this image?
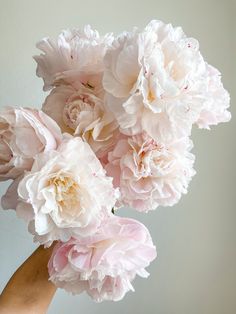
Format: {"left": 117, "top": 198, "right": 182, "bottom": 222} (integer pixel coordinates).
{"left": 0, "top": 20, "right": 230, "bottom": 302}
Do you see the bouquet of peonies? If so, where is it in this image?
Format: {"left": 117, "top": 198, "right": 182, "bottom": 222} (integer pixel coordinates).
{"left": 0, "top": 20, "right": 231, "bottom": 302}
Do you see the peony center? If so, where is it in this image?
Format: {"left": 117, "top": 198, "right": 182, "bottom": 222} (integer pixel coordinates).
{"left": 63, "top": 94, "right": 95, "bottom": 130}
{"left": 48, "top": 175, "right": 81, "bottom": 216}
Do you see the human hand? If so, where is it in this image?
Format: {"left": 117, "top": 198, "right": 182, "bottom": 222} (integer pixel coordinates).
{"left": 0, "top": 245, "right": 56, "bottom": 314}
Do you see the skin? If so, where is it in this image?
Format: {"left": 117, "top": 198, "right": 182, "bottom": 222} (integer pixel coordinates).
{"left": 0, "top": 245, "right": 57, "bottom": 314}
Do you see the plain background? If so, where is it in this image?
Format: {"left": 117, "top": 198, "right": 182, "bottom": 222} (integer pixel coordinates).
{"left": 0, "top": 0, "right": 235, "bottom": 313}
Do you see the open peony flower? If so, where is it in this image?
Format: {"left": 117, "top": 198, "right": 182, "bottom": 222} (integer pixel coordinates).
{"left": 33, "top": 25, "right": 113, "bottom": 91}
{"left": 0, "top": 107, "right": 62, "bottom": 181}
{"left": 196, "top": 64, "right": 231, "bottom": 129}
{"left": 48, "top": 216, "right": 157, "bottom": 302}
{"left": 42, "top": 84, "right": 119, "bottom": 158}
{"left": 105, "top": 132, "right": 195, "bottom": 212}
{"left": 103, "top": 20, "right": 230, "bottom": 141}
{"left": 15, "top": 136, "right": 119, "bottom": 247}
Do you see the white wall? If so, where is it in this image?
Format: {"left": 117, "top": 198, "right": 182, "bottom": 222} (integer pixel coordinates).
{"left": 0, "top": 0, "right": 235, "bottom": 313}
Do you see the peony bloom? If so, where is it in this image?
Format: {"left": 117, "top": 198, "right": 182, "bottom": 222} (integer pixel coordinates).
{"left": 33, "top": 25, "right": 114, "bottom": 91}
{"left": 48, "top": 216, "right": 157, "bottom": 302}
{"left": 16, "top": 136, "right": 119, "bottom": 247}
{"left": 196, "top": 64, "right": 231, "bottom": 129}
{"left": 103, "top": 20, "right": 230, "bottom": 141}
{"left": 0, "top": 107, "right": 62, "bottom": 181}
{"left": 105, "top": 132, "right": 195, "bottom": 212}
{"left": 42, "top": 84, "right": 119, "bottom": 158}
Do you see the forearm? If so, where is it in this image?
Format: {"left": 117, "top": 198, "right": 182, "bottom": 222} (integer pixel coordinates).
{"left": 0, "top": 245, "right": 56, "bottom": 314}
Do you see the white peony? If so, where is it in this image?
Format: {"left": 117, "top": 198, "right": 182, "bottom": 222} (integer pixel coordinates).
{"left": 103, "top": 20, "right": 223, "bottom": 141}
{"left": 33, "top": 25, "right": 114, "bottom": 91}
{"left": 16, "top": 136, "right": 119, "bottom": 247}
{"left": 42, "top": 84, "right": 119, "bottom": 158}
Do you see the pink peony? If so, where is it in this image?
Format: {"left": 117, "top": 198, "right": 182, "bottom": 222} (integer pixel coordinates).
{"left": 33, "top": 25, "right": 113, "bottom": 91}
{"left": 0, "top": 107, "right": 62, "bottom": 181}
{"left": 16, "top": 136, "right": 119, "bottom": 247}
{"left": 105, "top": 132, "right": 195, "bottom": 212}
{"left": 42, "top": 84, "right": 119, "bottom": 158}
{"left": 48, "top": 216, "right": 157, "bottom": 302}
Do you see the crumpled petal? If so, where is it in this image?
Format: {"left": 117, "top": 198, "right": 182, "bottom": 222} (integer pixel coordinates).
{"left": 48, "top": 216, "right": 157, "bottom": 302}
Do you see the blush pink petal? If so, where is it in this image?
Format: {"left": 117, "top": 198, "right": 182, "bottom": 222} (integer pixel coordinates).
{"left": 0, "top": 107, "right": 62, "bottom": 181}
{"left": 33, "top": 25, "right": 114, "bottom": 91}
{"left": 42, "top": 85, "right": 119, "bottom": 158}
{"left": 48, "top": 216, "right": 157, "bottom": 302}
{"left": 105, "top": 132, "right": 195, "bottom": 212}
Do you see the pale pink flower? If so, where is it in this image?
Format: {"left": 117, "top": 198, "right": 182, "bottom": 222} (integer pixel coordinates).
{"left": 105, "top": 132, "right": 195, "bottom": 212}
{"left": 103, "top": 20, "right": 223, "bottom": 141}
{"left": 42, "top": 84, "right": 119, "bottom": 157}
{"left": 0, "top": 107, "right": 62, "bottom": 181}
{"left": 33, "top": 25, "right": 113, "bottom": 91}
{"left": 196, "top": 64, "right": 231, "bottom": 129}
{"left": 48, "top": 216, "right": 157, "bottom": 302}
{"left": 16, "top": 136, "right": 119, "bottom": 247}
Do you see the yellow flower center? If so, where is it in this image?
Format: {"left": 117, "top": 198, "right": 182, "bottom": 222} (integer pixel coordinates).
{"left": 48, "top": 175, "right": 81, "bottom": 216}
